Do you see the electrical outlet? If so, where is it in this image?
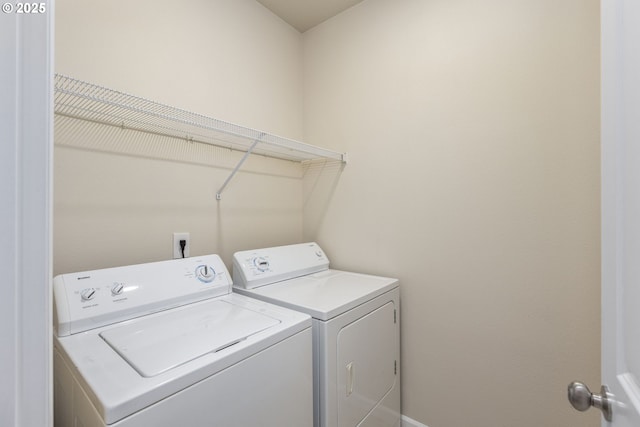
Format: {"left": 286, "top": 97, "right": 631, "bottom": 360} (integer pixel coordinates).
{"left": 173, "top": 232, "right": 190, "bottom": 259}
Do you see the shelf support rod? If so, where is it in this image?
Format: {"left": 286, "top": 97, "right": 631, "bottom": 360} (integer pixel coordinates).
{"left": 216, "top": 134, "right": 264, "bottom": 200}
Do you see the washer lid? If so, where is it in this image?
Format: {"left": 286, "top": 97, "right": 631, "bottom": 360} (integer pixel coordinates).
{"left": 237, "top": 270, "right": 398, "bottom": 321}
{"left": 100, "top": 300, "right": 280, "bottom": 377}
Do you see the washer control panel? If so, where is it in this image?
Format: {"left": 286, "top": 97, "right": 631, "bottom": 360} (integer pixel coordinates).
{"left": 232, "top": 242, "right": 329, "bottom": 290}
{"left": 53, "top": 255, "right": 231, "bottom": 336}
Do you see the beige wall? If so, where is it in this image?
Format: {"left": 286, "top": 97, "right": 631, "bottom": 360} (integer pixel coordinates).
{"left": 55, "top": 1, "right": 601, "bottom": 426}
{"left": 54, "top": 0, "right": 305, "bottom": 274}
{"left": 302, "top": 1, "right": 600, "bottom": 426}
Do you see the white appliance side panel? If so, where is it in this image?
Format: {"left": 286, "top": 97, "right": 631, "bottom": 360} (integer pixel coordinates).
{"left": 337, "top": 302, "right": 397, "bottom": 427}
{"left": 313, "top": 321, "right": 323, "bottom": 427}
{"left": 56, "top": 329, "right": 313, "bottom": 427}
{"left": 54, "top": 349, "right": 73, "bottom": 427}
{"left": 54, "top": 347, "right": 105, "bottom": 427}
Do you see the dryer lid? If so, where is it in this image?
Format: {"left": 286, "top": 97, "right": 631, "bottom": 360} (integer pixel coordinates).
{"left": 239, "top": 270, "right": 398, "bottom": 320}
{"left": 100, "top": 300, "right": 280, "bottom": 377}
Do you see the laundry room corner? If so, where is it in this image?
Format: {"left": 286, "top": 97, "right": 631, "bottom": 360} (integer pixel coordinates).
{"left": 301, "top": 1, "right": 601, "bottom": 426}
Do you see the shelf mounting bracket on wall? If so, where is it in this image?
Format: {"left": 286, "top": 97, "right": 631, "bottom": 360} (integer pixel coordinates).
{"left": 216, "top": 135, "right": 263, "bottom": 200}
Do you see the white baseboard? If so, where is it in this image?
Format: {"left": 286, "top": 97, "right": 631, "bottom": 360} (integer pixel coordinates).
{"left": 402, "top": 414, "right": 428, "bottom": 427}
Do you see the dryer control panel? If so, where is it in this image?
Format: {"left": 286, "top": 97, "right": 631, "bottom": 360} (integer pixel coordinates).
{"left": 53, "top": 255, "right": 231, "bottom": 336}
{"left": 232, "top": 242, "right": 329, "bottom": 289}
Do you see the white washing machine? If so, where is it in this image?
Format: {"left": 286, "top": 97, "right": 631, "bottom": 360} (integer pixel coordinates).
{"left": 53, "top": 254, "right": 313, "bottom": 427}
{"left": 232, "top": 243, "right": 400, "bottom": 427}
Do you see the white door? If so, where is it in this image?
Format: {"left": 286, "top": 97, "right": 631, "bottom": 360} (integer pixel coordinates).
{"left": 574, "top": 0, "right": 640, "bottom": 425}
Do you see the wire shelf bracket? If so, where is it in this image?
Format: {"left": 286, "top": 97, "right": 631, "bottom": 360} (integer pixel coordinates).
{"left": 216, "top": 136, "right": 262, "bottom": 200}
{"left": 53, "top": 74, "right": 348, "bottom": 200}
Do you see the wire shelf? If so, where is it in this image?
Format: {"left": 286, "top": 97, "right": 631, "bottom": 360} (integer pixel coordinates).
{"left": 54, "top": 74, "right": 347, "bottom": 163}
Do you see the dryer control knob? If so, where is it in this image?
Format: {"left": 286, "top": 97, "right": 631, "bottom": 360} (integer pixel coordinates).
{"left": 253, "top": 257, "right": 270, "bottom": 272}
{"left": 80, "top": 288, "right": 96, "bottom": 301}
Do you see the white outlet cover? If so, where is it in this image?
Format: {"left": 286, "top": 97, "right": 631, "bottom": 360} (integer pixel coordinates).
{"left": 173, "top": 232, "right": 190, "bottom": 259}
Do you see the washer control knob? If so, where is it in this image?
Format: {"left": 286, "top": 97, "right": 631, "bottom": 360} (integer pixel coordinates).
{"left": 111, "top": 282, "right": 124, "bottom": 295}
{"left": 80, "top": 288, "right": 96, "bottom": 301}
{"left": 196, "top": 265, "right": 215, "bottom": 283}
{"left": 253, "top": 257, "right": 270, "bottom": 272}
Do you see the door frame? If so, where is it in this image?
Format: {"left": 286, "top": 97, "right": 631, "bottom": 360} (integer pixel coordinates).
{"left": 0, "top": 2, "right": 54, "bottom": 426}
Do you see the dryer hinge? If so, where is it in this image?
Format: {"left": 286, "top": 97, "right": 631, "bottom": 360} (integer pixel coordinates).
{"left": 394, "top": 309, "right": 397, "bottom": 324}
{"left": 394, "top": 360, "right": 397, "bottom": 375}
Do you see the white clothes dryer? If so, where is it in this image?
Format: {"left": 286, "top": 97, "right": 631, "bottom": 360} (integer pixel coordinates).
{"left": 233, "top": 243, "right": 401, "bottom": 427}
{"left": 53, "top": 254, "right": 313, "bottom": 427}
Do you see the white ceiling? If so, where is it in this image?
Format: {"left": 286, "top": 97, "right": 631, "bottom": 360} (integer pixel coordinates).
{"left": 255, "top": 0, "right": 365, "bottom": 32}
